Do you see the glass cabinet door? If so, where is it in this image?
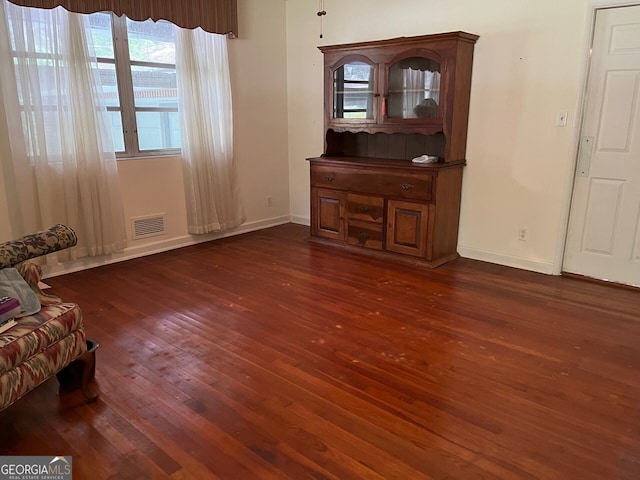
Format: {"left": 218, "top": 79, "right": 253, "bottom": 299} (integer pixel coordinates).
{"left": 333, "top": 61, "right": 375, "bottom": 120}
{"left": 387, "top": 57, "right": 441, "bottom": 119}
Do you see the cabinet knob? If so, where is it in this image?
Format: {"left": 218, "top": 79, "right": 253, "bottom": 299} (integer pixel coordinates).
{"left": 401, "top": 183, "right": 414, "bottom": 190}
{"left": 358, "top": 206, "right": 371, "bottom": 213}
{"left": 326, "top": 175, "right": 335, "bottom": 182}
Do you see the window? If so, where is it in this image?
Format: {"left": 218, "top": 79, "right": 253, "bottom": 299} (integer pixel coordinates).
{"left": 88, "top": 13, "right": 181, "bottom": 157}
{"left": 7, "top": 8, "right": 181, "bottom": 159}
{"left": 333, "top": 61, "right": 374, "bottom": 119}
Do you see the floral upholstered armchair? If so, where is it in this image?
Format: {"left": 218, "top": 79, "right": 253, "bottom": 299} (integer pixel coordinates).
{"left": 0, "top": 224, "right": 98, "bottom": 411}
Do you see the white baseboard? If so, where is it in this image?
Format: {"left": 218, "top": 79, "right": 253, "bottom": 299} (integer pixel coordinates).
{"left": 289, "top": 215, "right": 310, "bottom": 226}
{"left": 457, "top": 245, "right": 556, "bottom": 275}
{"left": 43, "top": 215, "right": 291, "bottom": 278}
{"left": 43, "top": 218, "right": 557, "bottom": 278}
{"left": 288, "top": 217, "right": 554, "bottom": 275}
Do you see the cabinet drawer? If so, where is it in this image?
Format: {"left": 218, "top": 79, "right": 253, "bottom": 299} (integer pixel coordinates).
{"left": 347, "top": 194, "right": 384, "bottom": 223}
{"left": 347, "top": 221, "right": 383, "bottom": 250}
{"left": 311, "top": 165, "right": 433, "bottom": 201}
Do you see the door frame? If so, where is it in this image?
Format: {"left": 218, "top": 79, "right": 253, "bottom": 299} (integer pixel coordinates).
{"left": 555, "top": 1, "right": 640, "bottom": 276}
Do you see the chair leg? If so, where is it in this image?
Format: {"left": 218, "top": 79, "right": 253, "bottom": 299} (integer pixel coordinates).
{"left": 78, "top": 349, "right": 99, "bottom": 403}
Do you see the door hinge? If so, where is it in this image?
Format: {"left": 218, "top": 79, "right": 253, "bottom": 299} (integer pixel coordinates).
{"left": 577, "top": 136, "right": 594, "bottom": 177}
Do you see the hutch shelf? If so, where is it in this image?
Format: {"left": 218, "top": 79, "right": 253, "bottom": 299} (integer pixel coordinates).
{"left": 307, "top": 31, "right": 479, "bottom": 267}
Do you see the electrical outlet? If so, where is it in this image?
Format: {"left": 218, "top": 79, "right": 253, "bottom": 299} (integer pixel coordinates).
{"left": 266, "top": 196, "right": 273, "bottom": 207}
{"left": 556, "top": 111, "right": 568, "bottom": 127}
{"left": 518, "top": 227, "right": 528, "bottom": 241}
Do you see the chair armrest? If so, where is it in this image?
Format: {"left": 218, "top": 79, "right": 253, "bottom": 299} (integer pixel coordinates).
{"left": 0, "top": 224, "right": 77, "bottom": 269}
{"left": 15, "top": 261, "right": 62, "bottom": 306}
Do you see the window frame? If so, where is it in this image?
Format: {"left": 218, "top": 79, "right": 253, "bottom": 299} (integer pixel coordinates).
{"left": 105, "top": 13, "right": 181, "bottom": 158}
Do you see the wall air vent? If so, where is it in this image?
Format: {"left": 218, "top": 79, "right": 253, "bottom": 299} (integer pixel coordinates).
{"left": 131, "top": 214, "right": 166, "bottom": 240}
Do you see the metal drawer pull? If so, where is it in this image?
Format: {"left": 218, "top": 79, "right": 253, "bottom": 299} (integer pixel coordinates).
{"left": 358, "top": 206, "right": 371, "bottom": 213}
{"left": 401, "top": 183, "right": 414, "bottom": 190}
{"left": 326, "top": 175, "right": 335, "bottom": 182}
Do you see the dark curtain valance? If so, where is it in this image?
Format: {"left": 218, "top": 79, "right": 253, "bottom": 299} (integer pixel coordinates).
{"left": 6, "top": 0, "right": 238, "bottom": 37}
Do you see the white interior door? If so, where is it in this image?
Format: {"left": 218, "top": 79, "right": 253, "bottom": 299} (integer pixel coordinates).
{"left": 563, "top": 5, "right": 640, "bottom": 287}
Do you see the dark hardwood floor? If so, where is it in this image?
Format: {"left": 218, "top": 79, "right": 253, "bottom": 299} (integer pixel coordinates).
{"left": 1, "top": 223, "right": 638, "bottom": 479}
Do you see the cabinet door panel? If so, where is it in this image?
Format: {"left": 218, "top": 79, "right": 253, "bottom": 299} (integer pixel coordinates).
{"left": 386, "top": 200, "right": 428, "bottom": 257}
{"left": 332, "top": 58, "right": 376, "bottom": 120}
{"left": 386, "top": 54, "right": 443, "bottom": 120}
{"left": 311, "top": 188, "right": 346, "bottom": 240}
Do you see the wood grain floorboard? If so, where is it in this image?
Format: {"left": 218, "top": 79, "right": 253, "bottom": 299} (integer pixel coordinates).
{"left": 0, "top": 223, "right": 638, "bottom": 479}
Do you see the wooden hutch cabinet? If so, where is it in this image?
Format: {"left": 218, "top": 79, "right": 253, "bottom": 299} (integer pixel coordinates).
{"left": 308, "top": 32, "right": 478, "bottom": 267}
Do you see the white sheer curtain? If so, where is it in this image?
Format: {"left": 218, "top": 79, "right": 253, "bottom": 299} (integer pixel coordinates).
{"left": 0, "top": 1, "right": 126, "bottom": 257}
{"left": 403, "top": 68, "right": 426, "bottom": 118}
{"left": 403, "top": 68, "right": 441, "bottom": 119}
{"left": 428, "top": 70, "right": 441, "bottom": 105}
{"left": 174, "top": 26, "right": 244, "bottom": 234}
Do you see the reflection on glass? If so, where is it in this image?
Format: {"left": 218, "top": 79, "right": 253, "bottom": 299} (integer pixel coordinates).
{"left": 88, "top": 12, "right": 115, "bottom": 59}
{"left": 107, "top": 111, "right": 124, "bottom": 152}
{"left": 388, "top": 57, "right": 441, "bottom": 119}
{"left": 127, "top": 18, "right": 176, "bottom": 63}
{"left": 333, "top": 61, "right": 374, "bottom": 119}
{"left": 95, "top": 63, "right": 119, "bottom": 106}
{"left": 136, "top": 111, "right": 181, "bottom": 150}
{"left": 131, "top": 65, "right": 177, "bottom": 108}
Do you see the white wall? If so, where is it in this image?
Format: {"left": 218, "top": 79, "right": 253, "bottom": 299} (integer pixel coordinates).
{"left": 285, "top": 0, "right": 618, "bottom": 274}
{"left": 0, "top": 0, "right": 290, "bottom": 271}
{"left": 230, "top": 0, "right": 290, "bottom": 225}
